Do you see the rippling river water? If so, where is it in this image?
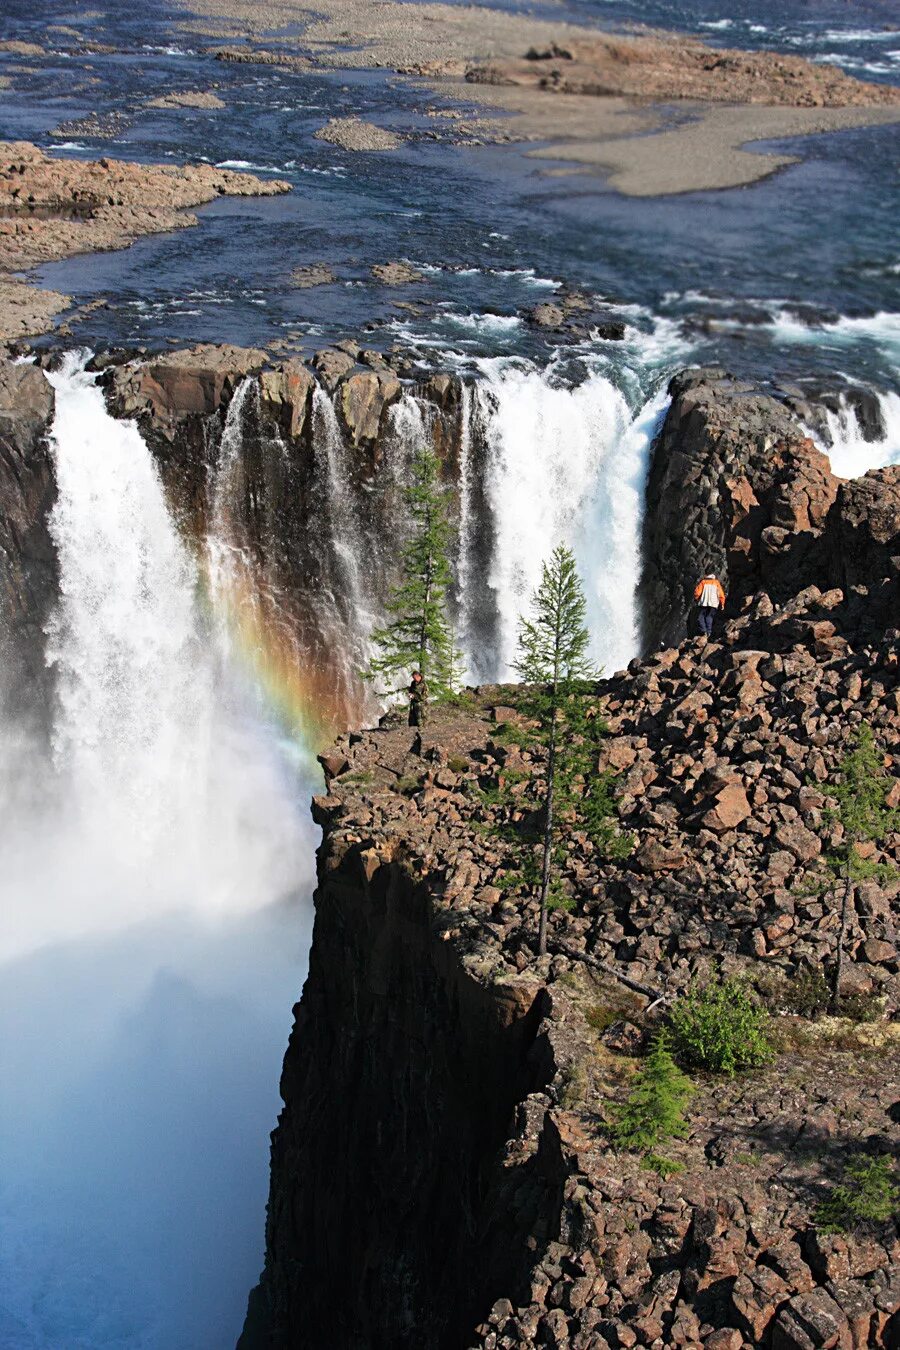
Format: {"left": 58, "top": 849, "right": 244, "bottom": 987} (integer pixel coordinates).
{"left": 0, "top": 0, "right": 897, "bottom": 394}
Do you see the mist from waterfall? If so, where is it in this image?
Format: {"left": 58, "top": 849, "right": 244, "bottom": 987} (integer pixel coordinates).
{"left": 0, "top": 356, "right": 317, "bottom": 1350}
{"left": 806, "top": 389, "right": 900, "bottom": 478}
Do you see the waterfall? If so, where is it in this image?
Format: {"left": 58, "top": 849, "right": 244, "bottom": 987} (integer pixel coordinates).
{"left": 0, "top": 348, "right": 672, "bottom": 1348}
{"left": 0, "top": 355, "right": 316, "bottom": 1349}
{"left": 461, "top": 362, "right": 668, "bottom": 682}
{"left": 808, "top": 390, "right": 900, "bottom": 478}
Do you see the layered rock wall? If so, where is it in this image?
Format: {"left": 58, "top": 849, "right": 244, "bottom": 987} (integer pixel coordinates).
{"left": 239, "top": 826, "right": 552, "bottom": 1349}
{"left": 0, "top": 359, "right": 57, "bottom": 723}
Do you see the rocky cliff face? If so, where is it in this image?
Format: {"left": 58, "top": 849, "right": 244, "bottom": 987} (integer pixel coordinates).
{"left": 102, "top": 343, "right": 466, "bottom": 726}
{"left": 0, "top": 358, "right": 57, "bottom": 724}
{"left": 246, "top": 619, "right": 899, "bottom": 1348}
{"left": 238, "top": 822, "right": 556, "bottom": 1350}
{"left": 639, "top": 369, "right": 899, "bottom": 652}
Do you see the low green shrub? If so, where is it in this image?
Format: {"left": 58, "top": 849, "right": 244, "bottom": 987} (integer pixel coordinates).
{"left": 609, "top": 1030, "right": 693, "bottom": 1156}
{"left": 447, "top": 754, "right": 470, "bottom": 775}
{"left": 396, "top": 774, "right": 423, "bottom": 795}
{"left": 642, "top": 1154, "right": 683, "bottom": 1178}
{"left": 838, "top": 991, "right": 885, "bottom": 1023}
{"left": 815, "top": 1155, "right": 899, "bottom": 1233}
{"left": 780, "top": 967, "right": 832, "bottom": 1019}
{"left": 669, "top": 974, "right": 772, "bottom": 1076}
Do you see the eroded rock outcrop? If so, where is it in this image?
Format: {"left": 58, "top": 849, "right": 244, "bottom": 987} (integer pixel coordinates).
{"left": 0, "top": 142, "right": 291, "bottom": 341}
{"left": 639, "top": 369, "right": 900, "bottom": 652}
{"left": 466, "top": 32, "right": 900, "bottom": 108}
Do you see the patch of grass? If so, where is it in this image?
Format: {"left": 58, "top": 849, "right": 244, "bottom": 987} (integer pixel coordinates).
{"left": 473, "top": 783, "right": 505, "bottom": 808}
{"left": 437, "top": 689, "right": 477, "bottom": 712}
{"left": 642, "top": 1153, "right": 683, "bottom": 1178}
{"left": 558, "top": 1058, "right": 590, "bottom": 1108}
{"left": 396, "top": 774, "right": 423, "bottom": 795}
{"left": 734, "top": 1151, "right": 760, "bottom": 1168}
{"left": 669, "top": 974, "right": 773, "bottom": 1076}
{"left": 546, "top": 892, "right": 575, "bottom": 914}
{"left": 447, "top": 754, "right": 470, "bottom": 775}
{"left": 815, "top": 1155, "right": 899, "bottom": 1233}
{"left": 341, "top": 770, "right": 374, "bottom": 787}
{"left": 585, "top": 1004, "right": 633, "bottom": 1036}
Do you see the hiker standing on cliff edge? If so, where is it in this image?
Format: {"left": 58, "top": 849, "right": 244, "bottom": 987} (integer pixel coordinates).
{"left": 408, "top": 670, "right": 428, "bottom": 727}
{"left": 694, "top": 573, "right": 726, "bottom": 637}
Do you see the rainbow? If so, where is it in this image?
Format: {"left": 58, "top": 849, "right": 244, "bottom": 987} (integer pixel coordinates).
{"left": 197, "top": 558, "right": 369, "bottom": 760}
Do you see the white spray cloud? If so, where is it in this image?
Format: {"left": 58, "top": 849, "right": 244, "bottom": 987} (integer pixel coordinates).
{"left": 0, "top": 356, "right": 317, "bottom": 1349}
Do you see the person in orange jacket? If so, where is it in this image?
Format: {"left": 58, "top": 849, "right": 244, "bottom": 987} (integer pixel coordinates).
{"left": 694, "top": 572, "right": 726, "bottom": 637}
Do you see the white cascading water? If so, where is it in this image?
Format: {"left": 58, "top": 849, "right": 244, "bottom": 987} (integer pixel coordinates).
{"left": 312, "top": 383, "right": 377, "bottom": 650}
{"left": 0, "top": 356, "right": 317, "bottom": 1349}
{"left": 464, "top": 361, "right": 669, "bottom": 682}
{"left": 807, "top": 390, "right": 900, "bottom": 478}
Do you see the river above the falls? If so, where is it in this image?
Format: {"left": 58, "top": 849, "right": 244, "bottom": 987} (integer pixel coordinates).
{"left": 0, "top": 0, "right": 898, "bottom": 397}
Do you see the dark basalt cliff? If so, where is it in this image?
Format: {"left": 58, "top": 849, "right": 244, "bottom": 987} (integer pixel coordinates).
{"left": 238, "top": 828, "right": 555, "bottom": 1350}
{"left": 0, "top": 359, "right": 57, "bottom": 724}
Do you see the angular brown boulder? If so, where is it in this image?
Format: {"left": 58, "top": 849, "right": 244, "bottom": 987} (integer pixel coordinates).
{"left": 339, "top": 369, "right": 401, "bottom": 447}
{"left": 258, "top": 360, "right": 315, "bottom": 440}
{"left": 108, "top": 343, "right": 267, "bottom": 429}
{"left": 700, "top": 781, "right": 751, "bottom": 832}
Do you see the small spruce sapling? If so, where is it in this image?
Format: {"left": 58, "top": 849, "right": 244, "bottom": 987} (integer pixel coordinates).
{"left": 365, "top": 441, "right": 461, "bottom": 702}
{"left": 513, "top": 546, "right": 631, "bottom": 954}
{"left": 513, "top": 545, "right": 593, "bottom": 954}
{"left": 815, "top": 1155, "right": 899, "bottom": 1233}
{"left": 610, "top": 1030, "right": 693, "bottom": 1173}
{"left": 809, "top": 723, "right": 899, "bottom": 1006}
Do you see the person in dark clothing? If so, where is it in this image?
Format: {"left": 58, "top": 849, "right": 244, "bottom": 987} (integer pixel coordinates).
{"left": 408, "top": 671, "right": 428, "bottom": 727}
{"left": 694, "top": 573, "right": 726, "bottom": 637}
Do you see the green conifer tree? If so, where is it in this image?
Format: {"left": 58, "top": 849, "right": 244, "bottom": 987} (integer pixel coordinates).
{"left": 810, "top": 723, "right": 899, "bottom": 1005}
{"left": 366, "top": 442, "right": 460, "bottom": 701}
{"left": 610, "top": 1030, "right": 693, "bottom": 1164}
{"left": 513, "top": 545, "right": 631, "bottom": 954}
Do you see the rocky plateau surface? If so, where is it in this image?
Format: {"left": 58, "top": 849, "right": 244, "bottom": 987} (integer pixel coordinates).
{"left": 463, "top": 34, "right": 900, "bottom": 109}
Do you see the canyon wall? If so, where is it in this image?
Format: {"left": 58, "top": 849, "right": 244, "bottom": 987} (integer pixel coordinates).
{"left": 0, "top": 359, "right": 57, "bottom": 724}
{"left": 238, "top": 824, "right": 557, "bottom": 1349}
